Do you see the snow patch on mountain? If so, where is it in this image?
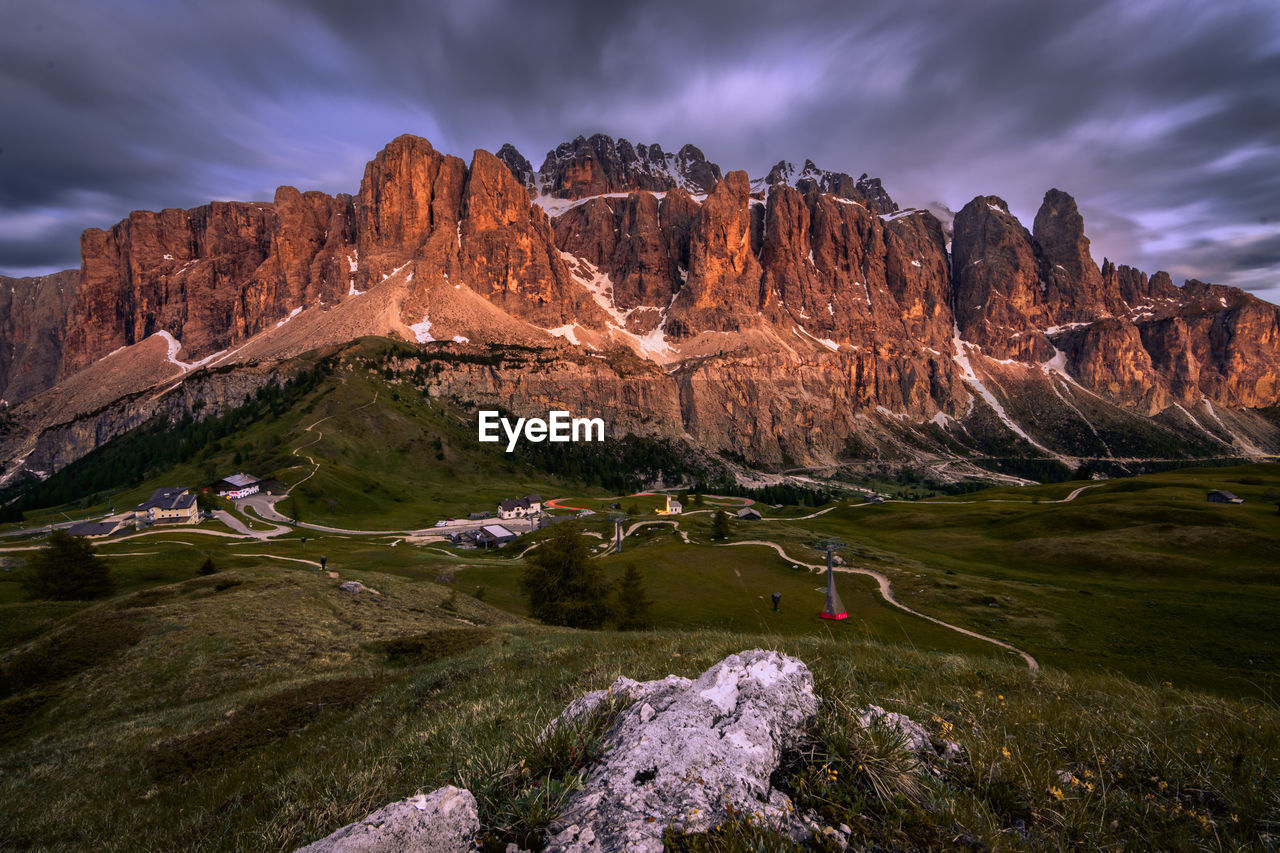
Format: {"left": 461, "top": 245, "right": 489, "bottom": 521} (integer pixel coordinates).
{"left": 382, "top": 262, "right": 410, "bottom": 282}
{"left": 1201, "top": 397, "right": 1266, "bottom": 456}
{"left": 952, "top": 325, "right": 1057, "bottom": 455}
{"left": 152, "top": 331, "right": 230, "bottom": 372}
{"left": 560, "top": 252, "right": 628, "bottom": 326}
{"left": 793, "top": 325, "right": 840, "bottom": 352}
{"left": 546, "top": 324, "right": 581, "bottom": 346}
{"left": 274, "top": 306, "right": 303, "bottom": 329}
{"left": 410, "top": 315, "right": 434, "bottom": 343}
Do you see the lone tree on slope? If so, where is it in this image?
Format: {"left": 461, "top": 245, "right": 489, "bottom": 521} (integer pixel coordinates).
{"left": 23, "top": 531, "right": 114, "bottom": 601}
{"left": 520, "top": 521, "right": 608, "bottom": 629}
{"left": 711, "top": 509, "right": 731, "bottom": 540}
{"left": 614, "top": 563, "right": 654, "bottom": 631}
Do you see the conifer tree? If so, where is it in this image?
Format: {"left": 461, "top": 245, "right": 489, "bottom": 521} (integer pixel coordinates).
{"left": 614, "top": 563, "right": 653, "bottom": 631}
{"left": 23, "top": 531, "right": 114, "bottom": 600}
{"left": 712, "top": 509, "right": 731, "bottom": 540}
{"left": 520, "top": 522, "right": 608, "bottom": 628}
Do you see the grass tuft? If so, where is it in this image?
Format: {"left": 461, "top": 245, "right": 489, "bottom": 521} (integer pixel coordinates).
{"left": 367, "top": 628, "right": 496, "bottom": 664}
{"left": 0, "top": 609, "right": 144, "bottom": 699}
{"left": 146, "top": 676, "right": 386, "bottom": 780}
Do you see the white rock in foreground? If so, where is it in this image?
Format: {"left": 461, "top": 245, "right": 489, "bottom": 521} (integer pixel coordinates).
{"left": 544, "top": 649, "right": 819, "bottom": 853}
{"left": 295, "top": 785, "right": 478, "bottom": 853}
{"left": 858, "top": 703, "right": 962, "bottom": 763}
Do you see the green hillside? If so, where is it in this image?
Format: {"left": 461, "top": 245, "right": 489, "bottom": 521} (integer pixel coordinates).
{"left": 0, "top": 564, "right": 1276, "bottom": 851}
{"left": 3, "top": 340, "right": 1278, "bottom": 695}
{"left": 2, "top": 338, "right": 1280, "bottom": 848}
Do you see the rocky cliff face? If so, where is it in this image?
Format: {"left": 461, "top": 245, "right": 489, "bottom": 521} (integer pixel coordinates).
{"left": 0, "top": 270, "right": 78, "bottom": 405}
{"left": 8, "top": 132, "right": 1280, "bottom": 486}
{"left": 56, "top": 135, "right": 609, "bottom": 379}
{"left": 754, "top": 158, "right": 899, "bottom": 216}
{"left": 533, "top": 134, "right": 723, "bottom": 199}
{"left": 61, "top": 192, "right": 356, "bottom": 377}
{"left": 667, "top": 171, "right": 764, "bottom": 334}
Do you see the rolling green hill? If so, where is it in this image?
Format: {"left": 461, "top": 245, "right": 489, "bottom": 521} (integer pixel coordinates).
{"left": 0, "top": 563, "right": 1276, "bottom": 851}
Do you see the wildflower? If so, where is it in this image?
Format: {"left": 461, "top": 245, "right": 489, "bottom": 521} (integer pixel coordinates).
{"left": 1049, "top": 786, "right": 1065, "bottom": 800}
{"left": 1002, "top": 746, "right": 1012, "bottom": 759}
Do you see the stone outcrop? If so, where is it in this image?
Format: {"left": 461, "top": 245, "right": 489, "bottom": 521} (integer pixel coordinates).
{"left": 1034, "top": 188, "right": 1115, "bottom": 320}
{"left": 355, "top": 134, "right": 465, "bottom": 275}
{"left": 55, "top": 133, "right": 598, "bottom": 380}
{"left": 544, "top": 650, "right": 819, "bottom": 853}
{"left": 295, "top": 652, "right": 979, "bottom": 853}
{"left": 857, "top": 704, "right": 962, "bottom": 763}
{"left": 948, "top": 187, "right": 1280, "bottom": 420}
{"left": 295, "top": 786, "right": 478, "bottom": 853}
{"left": 495, "top": 143, "right": 536, "bottom": 196}
{"left": 552, "top": 191, "right": 683, "bottom": 315}
{"left": 1058, "top": 318, "right": 1166, "bottom": 411}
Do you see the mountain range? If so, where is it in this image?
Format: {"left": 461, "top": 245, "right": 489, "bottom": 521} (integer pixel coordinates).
{"left": 2, "top": 132, "right": 1279, "bottom": 489}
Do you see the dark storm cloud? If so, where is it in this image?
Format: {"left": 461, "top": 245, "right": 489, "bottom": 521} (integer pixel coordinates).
{"left": 2, "top": 0, "right": 1278, "bottom": 303}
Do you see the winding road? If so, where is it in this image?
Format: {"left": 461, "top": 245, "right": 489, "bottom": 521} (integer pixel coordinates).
{"left": 908, "top": 483, "right": 1104, "bottom": 506}
{"left": 720, "top": 540, "right": 1039, "bottom": 671}
{"left": 0, "top": 447, "right": 1107, "bottom": 671}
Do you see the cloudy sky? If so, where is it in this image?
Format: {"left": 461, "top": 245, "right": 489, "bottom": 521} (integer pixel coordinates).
{"left": 3, "top": 0, "right": 1279, "bottom": 302}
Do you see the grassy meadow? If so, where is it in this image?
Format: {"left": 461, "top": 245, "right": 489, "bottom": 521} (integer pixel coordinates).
{"left": 0, "top": 561, "right": 1276, "bottom": 851}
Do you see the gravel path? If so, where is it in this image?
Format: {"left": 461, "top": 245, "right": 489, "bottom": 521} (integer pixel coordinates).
{"left": 721, "top": 539, "right": 1040, "bottom": 671}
